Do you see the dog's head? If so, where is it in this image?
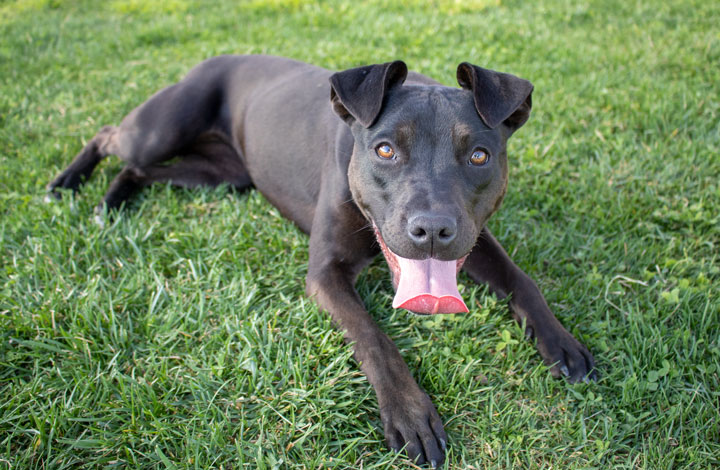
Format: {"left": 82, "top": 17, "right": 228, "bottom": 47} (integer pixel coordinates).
{"left": 330, "top": 61, "right": 532, "bottom": 314}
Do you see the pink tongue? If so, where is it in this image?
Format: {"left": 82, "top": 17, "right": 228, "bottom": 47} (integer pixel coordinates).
{"left": 391, "top": 256, "right": 469, "bottom": 314}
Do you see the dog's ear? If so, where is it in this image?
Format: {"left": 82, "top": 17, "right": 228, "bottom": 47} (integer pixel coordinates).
{"left": 329, "top": 61, "right": 408, "bottom": 128}
{"left": 456, "top": 62, "right": 533, "bottom": 132}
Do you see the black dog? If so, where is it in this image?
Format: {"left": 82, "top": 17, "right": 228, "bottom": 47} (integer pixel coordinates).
{"left": 48, "top": 55, "right": 596, "bottom": 466}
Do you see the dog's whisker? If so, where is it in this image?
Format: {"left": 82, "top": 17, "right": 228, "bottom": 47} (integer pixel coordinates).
{"left": 350, "top": 222, "right": 373, "bottom": 236}
{"left": 340, "top": 197, "right": 356, "bottom": 206}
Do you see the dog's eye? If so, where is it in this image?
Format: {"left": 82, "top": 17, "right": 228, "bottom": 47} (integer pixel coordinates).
{"left": 469, "top": 149, "right": 490, "bottom": 166}
{"left": 375, "top": 143, "right": 396, "bottom": 160}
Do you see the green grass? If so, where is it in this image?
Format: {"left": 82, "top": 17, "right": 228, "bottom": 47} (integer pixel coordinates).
{"left": 1, "top": 0, "right": 719, "bottom": 468}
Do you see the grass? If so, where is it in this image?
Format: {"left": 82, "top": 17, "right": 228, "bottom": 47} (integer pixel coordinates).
{"left": 1, "top": 0, "right": 718, "bottom": 468}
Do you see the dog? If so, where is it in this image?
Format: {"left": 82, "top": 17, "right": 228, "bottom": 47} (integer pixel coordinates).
{"left": 48, "top": 55, "right": 596, "bottom": 467}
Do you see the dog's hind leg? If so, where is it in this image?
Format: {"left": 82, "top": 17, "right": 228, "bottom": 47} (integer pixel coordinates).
{"left": 50, "top": 57, "right": 241, "bottom": 209}
{"left": 142, "top": 139, "right": 252, "bottom": 191}
{"left": 96, "top": 139, "right": 252, "bottom": 214}
{"left": 47, "top": 125, "right": 118, "bottom": 198}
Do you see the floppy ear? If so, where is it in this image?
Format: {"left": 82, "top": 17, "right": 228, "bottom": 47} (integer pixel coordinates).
{"left": 329, "top": 60, "right": 408, "bottom": 128}
{"left": 456, "top": 62, "right": 533, "bottom": 132}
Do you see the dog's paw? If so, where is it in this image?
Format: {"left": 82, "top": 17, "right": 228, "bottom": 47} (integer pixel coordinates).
{"left": 47, "top": 166, "right": 87, "bottom": 197}
{"left": 379, "top": 388, "right": 447, "bottom": 467}
{"left": 46, "top": 181, "right": 67, "bottom": 201}
{"left": 534, "top": 326, "right": 598, "bottom": 383}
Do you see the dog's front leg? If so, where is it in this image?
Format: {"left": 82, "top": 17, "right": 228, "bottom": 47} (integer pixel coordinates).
{"left": 305, "top": 234, "right": 447, "bottom": 467}
{"left": 463, "top": 228, "right": 597, "bottom": 383}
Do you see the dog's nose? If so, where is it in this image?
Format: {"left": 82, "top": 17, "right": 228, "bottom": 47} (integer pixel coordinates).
{"left": 407, "top": 212, "right": 457, "bottom": 250}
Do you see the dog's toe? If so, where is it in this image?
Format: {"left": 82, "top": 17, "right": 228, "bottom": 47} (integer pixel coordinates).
{"left": 380, "top": 389, "right": 447, "bottom": 467}
{"left": 536, "top": 328, "right": 597, "bottom": 383}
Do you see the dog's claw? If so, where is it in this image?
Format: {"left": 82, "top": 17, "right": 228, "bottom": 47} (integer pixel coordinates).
{"left": 525, "top": 326, "right": 534, "bottom": 340}
{"left": 439, "top": 438, "right": 446, "bottom": 451}
{"left": 560, "top": 365, "right": 570, "bottom": 377}
{"left": 431, "top": 459, "right": 438, "bottom": 468}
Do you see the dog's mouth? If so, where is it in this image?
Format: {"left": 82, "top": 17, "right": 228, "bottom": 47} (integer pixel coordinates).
{"left": 374, "top": 226, "right": 469, "bottom": 315}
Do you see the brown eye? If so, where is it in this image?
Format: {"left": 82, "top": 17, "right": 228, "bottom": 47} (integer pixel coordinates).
{"left": 469, "top": 149, "right": 490, "bottom": 166}
{"left": 375, "top": 143, "right": 395, "bottom": 160}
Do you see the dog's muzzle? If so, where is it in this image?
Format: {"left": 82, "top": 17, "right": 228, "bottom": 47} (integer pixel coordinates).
{"left": 374, "top": 226, "right": 469, "bottom": 314}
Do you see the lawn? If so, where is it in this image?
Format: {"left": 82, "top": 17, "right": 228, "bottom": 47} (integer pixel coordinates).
{"left": 1, "top": 0, "right": 718, "bottom": 468}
